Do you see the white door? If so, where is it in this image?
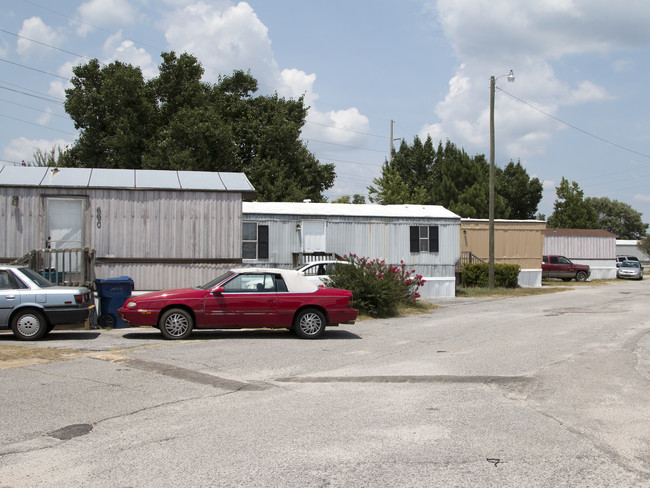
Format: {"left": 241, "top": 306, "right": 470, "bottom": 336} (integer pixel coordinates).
{"left": 46, "top": 198, "right": 84, "bottom": 249}
{"left": 302, "top": 220, "right": 326, "bottom": 252}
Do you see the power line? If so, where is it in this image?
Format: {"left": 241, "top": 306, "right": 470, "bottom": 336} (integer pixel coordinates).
{"left": 306, "top": 138, "right": 387, "bottom": 153}
{"left": 320, "top": 156, "right": 383, "bottom": 167}
{"left": 0, "top": 57, "right": 69, "bottom": 80}
{"left": 0, "top": 83, "right": 64, "bottom": 104}
{"left": 0, "top": 28, "right": 96, "bottom": 64}
{"left": 0, "top": 113, "right": 76, "bottom": 136}
{"left": 305, "top": 119, "right": 388, "bottom": 139}
{"left": 0, "top": 97, "right": 70, "bottom": 119}
{"left": 499, "top": 86, "right": 650, "bottom": 161}
{"left": 18, "top": 0, "right": 162, "bottom": 54}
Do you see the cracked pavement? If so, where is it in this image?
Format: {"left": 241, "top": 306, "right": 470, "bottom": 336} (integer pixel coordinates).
{"left": 1, "top": 279, "right": 649, "bottom": 487}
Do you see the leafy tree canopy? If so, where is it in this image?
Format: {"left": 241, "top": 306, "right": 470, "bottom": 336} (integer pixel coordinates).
{"left": 547, "top": 177, "right": 599, "bottom": 229}
{"left": 332, "top": 194, "right": 366, "bottom": 204}
{"left": 60, "top": 52, "right": 335, "bottom": 202}
{"left": 368, "top": 137, "right": 541, "bottom": 219}
{"left": 638, "top": 235, "right": 650, "bottom": 256}
{"left": 585, "top": 196, "right": 647, "bottom": 239}
{"left": 496, "top": 161, "right": 543, "bottom": 219}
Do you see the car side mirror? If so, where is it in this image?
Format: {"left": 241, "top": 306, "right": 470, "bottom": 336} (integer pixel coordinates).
{"left": 212, "top": 287, "right": 225, "bottom": 295}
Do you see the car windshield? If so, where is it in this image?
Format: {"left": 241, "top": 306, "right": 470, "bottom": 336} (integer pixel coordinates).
{"left": 17, "top": 267, "right": 55, "bottom": 288}
{"left": 621, "top": 261, "right": 640, "bottom": 268}
{"left": 197, "top": 271, "right": 236, "bottom": 290}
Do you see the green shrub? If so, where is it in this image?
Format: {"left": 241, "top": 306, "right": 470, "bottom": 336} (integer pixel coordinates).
{"left": 461, "top": 263, "right": 520, "bottom": 288}
{"left": 328, "top": 254, "right": 425, "bottom": 318}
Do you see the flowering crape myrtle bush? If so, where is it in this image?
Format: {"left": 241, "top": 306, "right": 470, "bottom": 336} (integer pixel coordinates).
{"left": 328, "top": 254, "right": 425, "bottom": 318}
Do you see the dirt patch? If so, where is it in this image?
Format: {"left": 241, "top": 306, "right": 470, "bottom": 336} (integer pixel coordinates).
{"left": 0, "top": 345, "right": 85, "bottom": 369}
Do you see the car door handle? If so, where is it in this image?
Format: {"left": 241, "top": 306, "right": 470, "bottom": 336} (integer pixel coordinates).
{"left": 5, "top": 295, "right": 16, "bottom": 300}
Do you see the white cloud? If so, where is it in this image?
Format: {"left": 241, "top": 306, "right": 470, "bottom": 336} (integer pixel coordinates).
{"left": 162, "top": 1, "right": 371, "bottom": 146}
{"left": 564, "top": 81, "right": 613, "bottom": 105}
{"left": 304, "top": 108, "right": 370, "bottom": 146}
{"left": 48, "top": 58, "right": 87, "bottom": 101}
{"left": 278, "top": 69, "right": 317, "bottom": 103}
{"left": 76, "top": 0, "right": 136, "bottom": 37}
{"left": 17, "top": 17, "right": 62, "bottom": 57}
{"left": 634, "top": 193, "right": 650, "bottom": 202}
{"left": 3, "top": 137, "right": 72, "bottom": 165}
{"left": 163, "top": 2, "right": 276, "bottom": 83}
{"left": 37, "top": 107, "right": 53, "bottom": 126}
{"left": 420, "top": 0, "right": 650, "bottom": 163}
{"left": 103, "top": 31, "right": 157, "bottom": 79}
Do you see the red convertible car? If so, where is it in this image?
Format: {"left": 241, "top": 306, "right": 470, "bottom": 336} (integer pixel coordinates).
{"left": 118, "top": 268, "right": 358, "bottom": 340}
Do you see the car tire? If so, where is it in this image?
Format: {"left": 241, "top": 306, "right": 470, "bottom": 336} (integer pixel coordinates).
{"left": 159, "top": 308, "right": 193, "bottom": 340}
{"left": 293, "top": 308, "right": 326, "bottom": 339}
{"left": 11, "top": 309, "right": 47, "bottom": 341}
{"left": 575, "top": 271, "right": 588, "bottom": 282}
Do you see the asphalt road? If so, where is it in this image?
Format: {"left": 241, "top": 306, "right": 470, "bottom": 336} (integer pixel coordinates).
{"left": 1, "top": 280, "right": 649, "bottom": 487}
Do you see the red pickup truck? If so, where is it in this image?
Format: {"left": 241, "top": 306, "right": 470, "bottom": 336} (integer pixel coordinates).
{"left": 542, "top": 255, "right": 590, "bottom": 282}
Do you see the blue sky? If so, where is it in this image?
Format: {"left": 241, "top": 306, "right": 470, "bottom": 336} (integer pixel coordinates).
{"left": 3, "top": 0, "right": 650, "bottom": 223}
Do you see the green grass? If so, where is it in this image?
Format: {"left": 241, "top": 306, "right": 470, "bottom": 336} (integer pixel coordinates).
{"left": 455, "top": 285, "right": 567, "bottom": 298}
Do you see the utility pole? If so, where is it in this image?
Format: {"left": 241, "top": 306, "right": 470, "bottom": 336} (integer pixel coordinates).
{"left": 389, "top": 120, "right": 401, "bottom": 163}
{"left": 488, "top": 70, "right": 514, "bottom": 289}
{"left": 389, "top": 119, "right": 394, "bottom": 163}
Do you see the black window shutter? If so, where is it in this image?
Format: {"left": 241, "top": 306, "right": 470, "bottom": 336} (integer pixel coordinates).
{"left": 429, "top": 226, "right": 439, "bottom": 253}
{"left": 410, "top": 226, "right": 419, "bottom": 252}
{"left": 258, "top": 225, "right": 269, "bottom": 259}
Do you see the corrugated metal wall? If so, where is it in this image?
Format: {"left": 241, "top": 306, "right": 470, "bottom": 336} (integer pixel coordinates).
{"left": 544, "top": 235, "right": 616, "bottom": 260}
{"left": 1, "top": 187, "right": 242, "bottom": 290}
{"left": 243, "top": 213, "right": 460, "bottom": 278}
{"left": 460, "top": 220, "right": 546, "bottom": 269}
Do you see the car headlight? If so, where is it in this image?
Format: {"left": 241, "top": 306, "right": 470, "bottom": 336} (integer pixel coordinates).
{"left": 126, "top": 301, "right": 138, "bottom": 308}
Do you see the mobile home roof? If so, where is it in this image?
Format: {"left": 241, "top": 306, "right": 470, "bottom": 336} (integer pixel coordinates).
{"left": 0, "top": 166, "right": 255, "bottom": 194}
{"left": 243, "top": 201, "right": 460, "bottom": 219}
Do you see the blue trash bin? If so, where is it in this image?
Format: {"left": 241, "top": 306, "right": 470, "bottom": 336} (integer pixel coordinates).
{"left": 95, "top": 276, "right": 134, "bottom": 328}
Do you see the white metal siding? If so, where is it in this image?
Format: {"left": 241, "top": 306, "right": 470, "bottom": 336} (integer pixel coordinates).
{"left": 544, "top": 235, "right": 616, "bottom": 260}
{"left": 243, "top": 212, "right": 461, "bottom": 283}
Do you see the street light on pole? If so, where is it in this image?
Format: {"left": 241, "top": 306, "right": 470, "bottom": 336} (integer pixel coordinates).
{"left": 489, "top": 70, "right": 514, "bottom": 289}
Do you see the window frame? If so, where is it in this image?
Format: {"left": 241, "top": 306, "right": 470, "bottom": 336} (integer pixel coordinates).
{"left": 409, "top": 225, "right": 439, "bottom": 253}
{"left": 242, "top": 222, "right": 269, "bottom": 260}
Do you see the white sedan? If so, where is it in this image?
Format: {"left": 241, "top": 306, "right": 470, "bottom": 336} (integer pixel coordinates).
{"left": 296, "top": 260, "right": 348, "bottom": 287}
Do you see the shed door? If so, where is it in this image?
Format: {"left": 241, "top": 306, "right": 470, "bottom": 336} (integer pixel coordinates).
{"left": 302, "top": 220, "right": 326, "bottom": 252}
{"left": 46, "top": 198, "right": 84, "bottom": 249}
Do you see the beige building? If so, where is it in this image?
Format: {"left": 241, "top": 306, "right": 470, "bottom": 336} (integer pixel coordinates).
{"left": 460, "top": 219, "right": 547, "bottom": 286}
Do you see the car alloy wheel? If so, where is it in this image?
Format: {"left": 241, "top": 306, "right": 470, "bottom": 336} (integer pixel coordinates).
{"left": 294, "top": 308, "right": 326, "bottom": 339}
{"left": 159, "top": 308, "right": 193, "bottom": 340}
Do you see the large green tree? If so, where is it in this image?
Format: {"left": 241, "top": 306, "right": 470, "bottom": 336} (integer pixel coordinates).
{"left": 368, "top": 137, "right": 540, "bottom": 218}
{"left": 60, "top": 52, "right": 335, "bottom": 202}
{"left": 547, "top": 178, "right": 599, "bottom": 229}
{"left": 585, "top": 196, "right": 647, "bottom": 239}
{"left": 63, "top": 59, "right": 156, "bottom": 169}
{"left": 496, "top": 161, "right": 543, "bottom": 219}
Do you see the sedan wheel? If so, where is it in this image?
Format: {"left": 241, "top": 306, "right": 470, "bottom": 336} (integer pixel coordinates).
{"left": 159, "top": 308, "right": 193, "bottom": 340}
{"left": 11, "top": 309, "right": 47, "bottom": 341}
{"left": 293, "top": 308, "right": 326, "bottom": 339}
